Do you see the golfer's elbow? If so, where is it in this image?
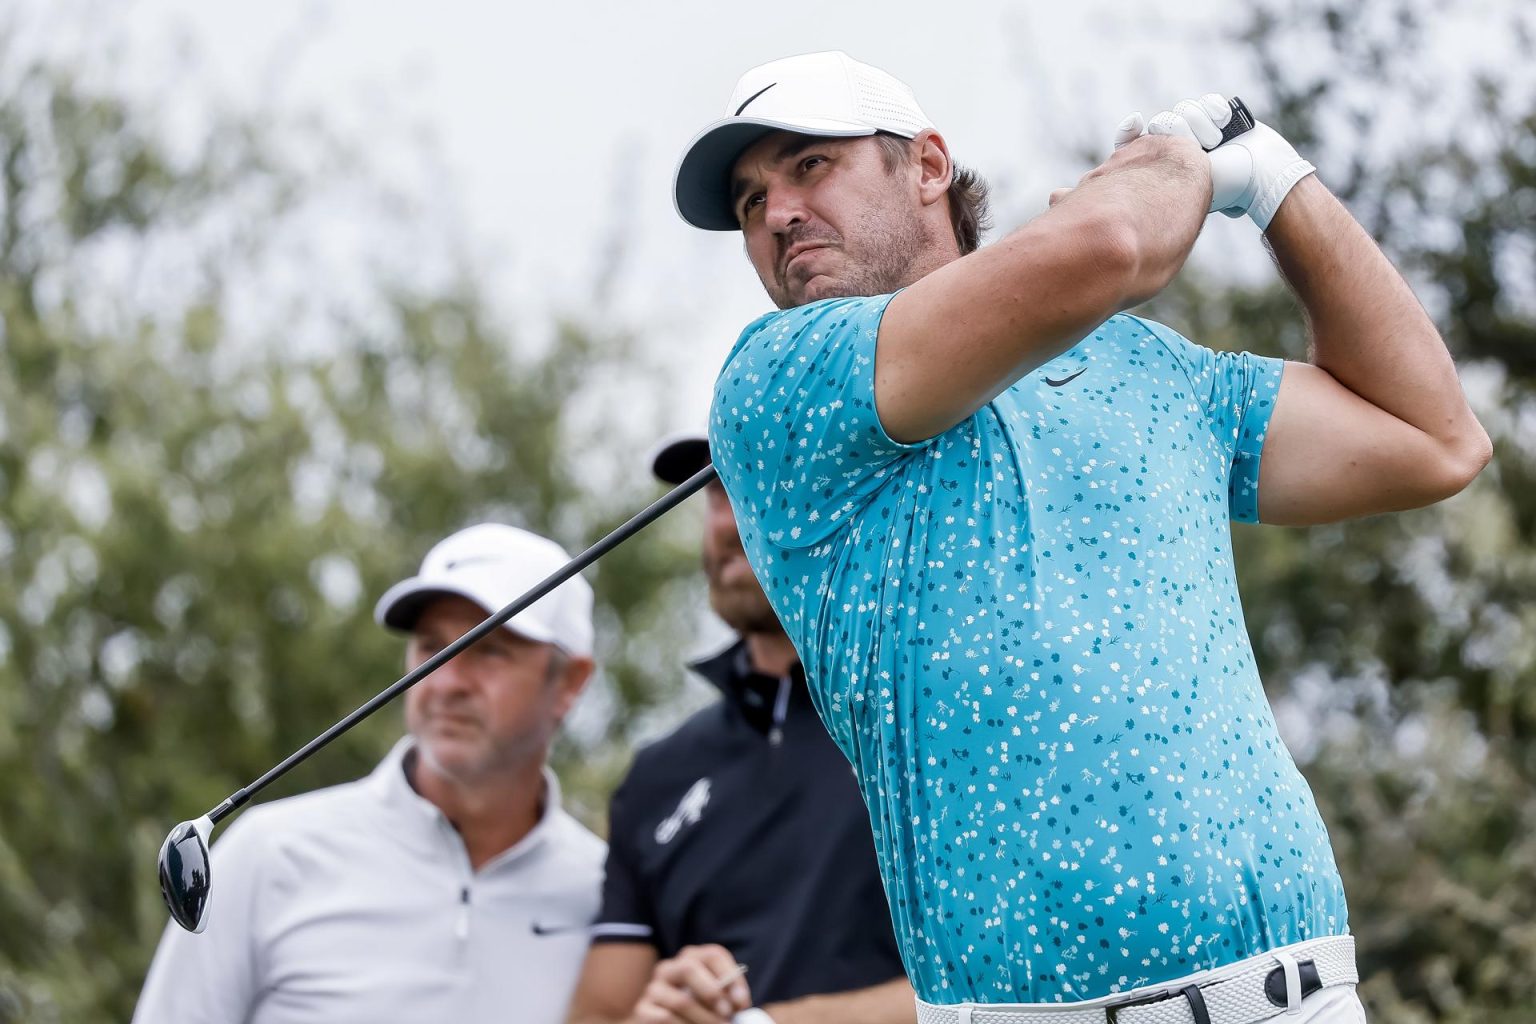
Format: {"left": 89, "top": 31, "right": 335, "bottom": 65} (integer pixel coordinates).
{"left": 1086, "top": 217, "right": 1180, "bottom": 311}
{"left": 1439, "top": 420, "right": 1494, "bottom": 497}
{"left": 1414, "top": 418, "right": 1493, "bottom": 506}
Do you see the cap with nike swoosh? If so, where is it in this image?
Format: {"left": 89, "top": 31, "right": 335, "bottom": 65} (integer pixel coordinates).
{"left": 674, "top": 50, "right": 933, "bottom": 231}
{"left": 374, "top": 523, "right": 594, "bottom": 657}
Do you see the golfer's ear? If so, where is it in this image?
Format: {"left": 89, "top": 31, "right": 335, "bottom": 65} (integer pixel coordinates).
{"left": 553, "top": 656, "right": 595, "bottom": 720}
{"left": 914, "top": 129, "right": 953, "bottom": 206}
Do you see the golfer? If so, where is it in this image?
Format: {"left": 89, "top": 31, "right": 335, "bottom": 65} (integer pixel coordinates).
{"left": 566, "top": 434, "right": 911, "bottom": 1024}
{"left": 135, "top": 524, "right": 605, "bottom": 1024}
{"left": 675, "top": 51, "right": 1490, "bottom": 1023}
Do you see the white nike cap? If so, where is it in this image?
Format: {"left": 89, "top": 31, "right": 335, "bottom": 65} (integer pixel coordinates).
{"left": 374, "top": 523, "right": 594, "bottom": 657}
{"left": 674, "top": 51, "right": 933, "bottom": 231}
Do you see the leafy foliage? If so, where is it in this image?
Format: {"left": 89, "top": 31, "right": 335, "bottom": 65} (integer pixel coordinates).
{"left": 1, "top": 2, "right": 1532, "bottom": 1020}
{"left": 1143, "top": 2, "right": 1536, "bottom": 1019}
{"left": 0, "top": 47, "right": 701, "bottom": 1022}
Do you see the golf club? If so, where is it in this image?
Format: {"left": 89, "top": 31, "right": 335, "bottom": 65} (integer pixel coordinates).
{"left": 158, "top": 463, "right": 718, "bottom": 933}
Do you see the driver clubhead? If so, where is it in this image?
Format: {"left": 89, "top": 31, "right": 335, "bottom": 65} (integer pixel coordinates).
{"left": 158, "top": 815, "right": 215, "bottom": 933}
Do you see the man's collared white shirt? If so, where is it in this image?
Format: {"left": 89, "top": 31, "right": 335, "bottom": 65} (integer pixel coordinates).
{"left": 134, "top": 738, "right": 605, "bottom": 1024}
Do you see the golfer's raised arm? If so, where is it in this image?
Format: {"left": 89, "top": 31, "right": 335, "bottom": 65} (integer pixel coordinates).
{"left": 1123, "top": 95, "right": 1493, "bottom": 524}
{"left": 1255, "top": 175, "right": 1492, "bottom": 523}
{"left": 875, "top": 132, "right": 1211, "bottom": 443}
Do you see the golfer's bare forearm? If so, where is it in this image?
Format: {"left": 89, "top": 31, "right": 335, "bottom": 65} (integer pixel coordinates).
{"left": 877, "top": 135, "right": 1209, "bottom": 443}
{"left": 564, "top": 1001, "right": 632, "bottom": 1024}
{"left": 564, "top": 943, "right": 657, "bottom": 1024}
{"left": 567, "top": 1004, "right": 656, "bottom": 1024}
{"left": 763, "top": 977, "right": 916, "bottom": 1024}
{"left": 1266, "top": 176, "right": 1492, "bottom": 493}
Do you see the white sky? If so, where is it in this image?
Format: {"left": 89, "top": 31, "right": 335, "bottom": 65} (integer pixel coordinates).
{"left": 10, "top": 0, "right": 1525, "bottom": 423}
{"left": 11, "top": 0, "right": 1274, "bottom": 421}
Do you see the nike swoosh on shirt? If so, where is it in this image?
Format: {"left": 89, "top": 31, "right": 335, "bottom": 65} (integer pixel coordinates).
{"left": 530, "top": 921, "right": 589, "bottom": 937}
{"left": 1044, "top": 367, "right": 1088, "bottom": 388}
{"left": 735, "top": 83, "right": 777, "bottom": 116}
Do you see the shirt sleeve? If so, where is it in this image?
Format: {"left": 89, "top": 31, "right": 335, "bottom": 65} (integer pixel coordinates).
{"left": 710, "top": 295, "right": 928, "bottom": 550}
{"left": 1142, "top": 318, "right": 1285, "bottom": 523}
{"left": 589, "top": 771, "right": 657, "bottom": 946}
{"left": 131, "top": 817, "right": 267, "bottom": 1024}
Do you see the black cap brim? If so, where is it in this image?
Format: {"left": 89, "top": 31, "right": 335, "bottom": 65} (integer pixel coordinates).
{"left": 650, "top": 435, "right": 712, "bottom": 484}
{"left": 673, "top": 118, "right": 873, "bottom": 230}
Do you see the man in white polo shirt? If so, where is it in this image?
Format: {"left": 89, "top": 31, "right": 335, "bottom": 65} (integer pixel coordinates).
{"left": 134, "top": 524, "right": 607, "bottom": 1024}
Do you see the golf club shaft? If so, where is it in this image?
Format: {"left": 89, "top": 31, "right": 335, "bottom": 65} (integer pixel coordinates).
{"left": 205, "top": 464, "right": 718, "bottom": 826}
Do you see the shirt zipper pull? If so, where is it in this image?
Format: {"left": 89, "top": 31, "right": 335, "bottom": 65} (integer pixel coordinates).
{"left": 769, "top": 676, "right": 791, "bottom": 747}
{"left": 456, "top": 886, "right": 470, "bottom": 940}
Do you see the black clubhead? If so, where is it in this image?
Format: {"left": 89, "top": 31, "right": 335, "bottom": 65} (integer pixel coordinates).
{"left": 158, "top": 815, "right": 215, "bottom": 933}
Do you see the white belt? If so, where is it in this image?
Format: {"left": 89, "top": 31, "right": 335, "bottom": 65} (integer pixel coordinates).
{"left": 915, "top": 935, "right": 1357, "bottom": 1024}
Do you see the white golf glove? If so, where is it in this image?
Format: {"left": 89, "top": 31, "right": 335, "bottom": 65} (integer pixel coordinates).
{"left": 1121, "top": 93, "right": 1315, "bottom": 230}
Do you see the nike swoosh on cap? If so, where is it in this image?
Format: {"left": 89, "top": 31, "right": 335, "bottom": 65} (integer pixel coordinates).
{"left": 735, "top": 83, "right": 777, "bottom": 116}
{"left": 443, "top": 555, "right": 500, "bottom": 570}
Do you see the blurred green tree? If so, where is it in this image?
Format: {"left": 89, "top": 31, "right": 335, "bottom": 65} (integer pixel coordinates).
{"left": 1141, "top": 2, "right": 1536, "bottom": 1020}
{"left": 0, "top": 39, "right": 703, "bottom": 1023}
{"left": 5, "top": 1, "right": 1532, "bottom": 1020}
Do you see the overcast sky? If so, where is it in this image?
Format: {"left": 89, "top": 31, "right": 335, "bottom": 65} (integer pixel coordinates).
{"left": 13, "top": 0, "right": 1282, "bottom": 415}
{"left": 10, "top": 0, "right": 1522, "bottom": 422}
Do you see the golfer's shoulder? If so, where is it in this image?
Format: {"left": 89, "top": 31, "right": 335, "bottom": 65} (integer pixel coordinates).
{"left": 635, "top": 701, "right": 732, "bottom": 771}
{"left": 222, "top": 774, "right": 380, "bottom": 851}
{"left": 726, "top": 294, "right": 894, "bottom": 361}
{"left": 542, "top": 804, "right": 607, "bottom": 869}
{"left": 615, "top": 699, "right": 733, "bottom": 806}
{"left": 1078, "top": 313, "right": 1213, "bottom": 382}
{"left": 1090, "top": 312, "right": 1171, "bottom": 346}
{"left": 1106, "top": 312, "right": 1204, "bottom": 356}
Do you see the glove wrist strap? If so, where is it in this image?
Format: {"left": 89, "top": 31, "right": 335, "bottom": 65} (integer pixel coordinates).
{"left": 1250, "top": 159, "right": 1316, "bottom": 231}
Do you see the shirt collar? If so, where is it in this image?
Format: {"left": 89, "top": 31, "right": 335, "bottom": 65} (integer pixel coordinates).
{"left": 689, "top": 638, "right": 809, "bottom": 733}
{"left": 368, "top": 736, "right": 567, "bottom": 870}
{"left": 689, "top": 638, "right": 805, "bottom": 690}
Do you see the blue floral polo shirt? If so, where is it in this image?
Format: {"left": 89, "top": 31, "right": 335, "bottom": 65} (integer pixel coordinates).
{"left": 709, "top": 294, "right": 1348, "bottom": 1003}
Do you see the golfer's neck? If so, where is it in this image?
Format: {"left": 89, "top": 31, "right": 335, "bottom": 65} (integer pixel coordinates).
{"left": 746, "top": 629, "right": 799, "bottom": 678}
{"left": 414, "top": 756, "right": 548, "bottom": 870}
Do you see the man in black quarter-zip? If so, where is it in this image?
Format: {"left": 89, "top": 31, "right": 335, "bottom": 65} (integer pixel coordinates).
{"left": 565, "top": 435, "right": 913, "bottom": 1024}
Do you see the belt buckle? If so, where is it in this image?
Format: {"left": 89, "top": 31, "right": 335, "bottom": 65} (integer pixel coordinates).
{"left": 1103, "top": 984, "right": 1210, "bottom": 1024}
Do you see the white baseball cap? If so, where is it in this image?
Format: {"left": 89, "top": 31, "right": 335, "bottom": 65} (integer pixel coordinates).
{"left": 674, "top": 51, "right": 933, "bottom": 231}
{"left": 374, "top": 524, "right": 594, "bottom": 658}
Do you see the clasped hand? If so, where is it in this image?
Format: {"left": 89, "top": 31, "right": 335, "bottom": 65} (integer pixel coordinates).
{"left": 1126, "top": 92, "right": 1316, "bottom": 229}
{"left": 1051, "top": 93, "right": 1315, "bottom": 231}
